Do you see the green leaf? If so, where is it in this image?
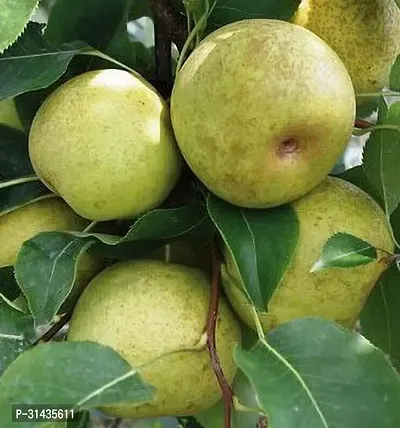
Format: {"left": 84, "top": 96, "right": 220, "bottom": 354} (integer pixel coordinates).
{"left": 361, "top": 264, "right": 400, "bottom": 368}
{"left": 0, "top": 125, "right": 52, "bottom": 214}
{"left": 0, "top": 341, "right": 155, "bottom": 427}
{"left": 207, "top": 194, "right": 299, "bottom": 310}
{"left": 390, "top": 54, "right": 400, "bottom": 90}
{"left": 363, "top": 99, "right": 400, "bottom": 215}
{"left": 15, "top": 232, "right": 96, "bottom": 327}
{"left": 0, "top": 300, "right": 35, "bottom": 376}
{"left": 0, "top": 266, "right": 20, "bottom": 301}
{"left": 45, "top": 0, "right": 126, "bottom": 49}
{"left": 0, "top": 22, "right": 91, "bottom": 100}
{"left": 311, "top": 232, "right": 378, "bottom": 272}
{"left": 0, "top": 0, "right": 39, "bottom": 53}
{"left": 235, "top": 318, "right": 400, "bottom": 428}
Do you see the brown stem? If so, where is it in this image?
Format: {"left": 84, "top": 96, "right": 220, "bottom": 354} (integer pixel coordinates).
{"left": 354, "top": 119, "right": 374, "bottom": 129}
{"left": 205, "top": 243, "right": 233, "bottom": 428}
{"left": 33, "top": 312, "right": 72, "bottom": 345}
{"left": 148, "top": 0, "right": 187, "bottom": 97}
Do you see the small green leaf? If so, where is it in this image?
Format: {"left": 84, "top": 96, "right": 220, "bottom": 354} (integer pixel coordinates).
{"left": 15, "top": 232, "right": 96, "bottom": 327}
{"left": 0, "top": 22, "right": 91, "bottom": 100}
{"left": 0, "top": 341, "right": 155, "bottom": 427}
{"left": 235, "top": 318, "right": 400, "bottom": 428}
{"left": 0, "top": 0, "right": 39, "bottom": 53}
{"left": 45, "top": 0, "right": 126, "bottom": 49}
{"left": 361, "top": 264, "right": 400, "bottom": 368}
{"left": 363, "top": 98, "right": 400, "bottom": 215}
{"left": 207, "top": 194, "right": 299, "bottom": 310}
{"left": 0, "top": 300, "right": 35, "bottom": 376}
{"left": 311, "top": 232, "right": 378, "bottom": 272}
{"left": 0, "top": 266, "right": 20, "bottom": 301}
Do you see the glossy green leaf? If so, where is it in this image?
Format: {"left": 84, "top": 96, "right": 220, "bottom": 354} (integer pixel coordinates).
{"left": 0, "top": 22, "right": 91, "bottom": 100}
{"left": 0, "top": 300, "right": 35, "bottom": 376}
{"left": 361, "top": 264, "right": 400, "bottom": 368}
{"left": 15, "top": 232, "right": 96, "bottom": 327}
{"left": 311, "top": 232, "right": 378, "bottom": 272}
{"left": 363, "top": 99, "right": 400, "bottom": 215}
{"left": 45, "top": 0, "right": 125, "bottom": 49}
{"left": 0, "top": 341, "right": 155, "bottom": 427}
{"left": 207, "top": 194, "right": 299, "bottom": 310}
{"left": 0, "top": 0, "right": 39, "bottom": 53}
{"left": 235, "top": 318, "right": 400, "bottom": 428}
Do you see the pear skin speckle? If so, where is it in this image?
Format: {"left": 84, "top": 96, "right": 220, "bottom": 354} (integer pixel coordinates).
{"left": 29, "top": 69, "right": 181, "bottom": 221}
{"left": 222, "top": 176, "right": 394, "bottom": 331}
{"left": 67, "top": 259, "right": 241, "bottom": 419}
{"left": 171, "top": 19, "right": 355, "bottom": 209}
{"left": 294, "top": 0, "right": 400, "bottom": 95}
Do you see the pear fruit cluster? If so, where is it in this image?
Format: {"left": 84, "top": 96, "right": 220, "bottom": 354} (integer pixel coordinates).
{"left": 5, "top": 5, "right": 394, "bottom": 422}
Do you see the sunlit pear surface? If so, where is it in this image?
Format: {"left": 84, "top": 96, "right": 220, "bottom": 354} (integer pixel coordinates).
{"left": 68, "top": 259, "right": 241, "bottom": 419}
{"left": 171, "top": 19, "right": 355, "bottom": 208}
{"left": 222, "top": 177, "right": 394, "bottom": 331}
{"left": 29, "top": 69, "right": 181, "bottom": 221}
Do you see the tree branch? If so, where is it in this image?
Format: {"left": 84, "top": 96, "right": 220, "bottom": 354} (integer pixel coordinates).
{"left": 148, "top": 0, "right": 187, "bottom": 97}
{"left": 205, "top": 243, "right": 233, "bottom": 428}
{"left": 354, "top": 119, "right": 374, "bottom": 129}
{"left": 33, "top": 312, "right": 72, "bottom": 345}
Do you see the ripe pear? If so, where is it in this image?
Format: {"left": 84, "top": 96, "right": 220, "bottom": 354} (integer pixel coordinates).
{"left": 0, "top": 99, "right": 24, "bottom": 131}
{"left": 29, "top": 69, "right": 181, "bottom": 221}
{"left": 221, "top": 176, "right": 394, "bottom": 331}
{"left": 171, "top": 19, "right": 355, "bottom": 209}
{"left": 67, "top": 259, "right": 241, "bottom": 419}
{"left": 293, "top": 0, "right": 400, "bottom": 96}
{"left": 0, "top": 198, "right": 101, "bottom": 307}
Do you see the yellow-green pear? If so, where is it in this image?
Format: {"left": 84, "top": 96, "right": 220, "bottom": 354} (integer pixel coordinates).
{"left": 67, "top": 259, "right": 241, "bottom": 419}
{"left": 222, "top": 176, "right": 394, "bottom": 331}
{"left": 0, "top": 99, "right": 24, "bottom": 131}
{"left": 171, "top": 19, "right": 355, "bottom": 209}
{"left": 29, "top": 69, "right": 181, "bottom": 221}
{"left": 0, "top": 198, "right": 101, "bottom": 307}
{"left": 293, "top": 0, "right": 400, "bottom": 96}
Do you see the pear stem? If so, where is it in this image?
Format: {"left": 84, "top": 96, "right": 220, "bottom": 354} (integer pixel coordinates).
{"left": 205, "top": 243, "right": 233, "bottom": 428}
{"left": 33, "top": 312, "right": 72, "bottom": 345}
{"left": 0, "top": 175, "right": 40, "bottom": 190}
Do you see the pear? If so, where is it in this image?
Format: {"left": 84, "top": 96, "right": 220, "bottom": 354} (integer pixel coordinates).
{"left": 0, "top": 198, "right": 101, "bottom": 307}
{"left": 29, "top": 69, "right": 181, "bottom": 221}
{"left": 0, "top": 99, "right": 24, "bottom": 131}
{"left": 171, "top": 19, "right": 355, "bottom": 209}
{"left": 67, "top": 259, "right": 241, "bottom": 419}
{"left": 221, "top": 176, "right": 394, "bottom": 331}
{"left": 293, "top": 0, "right": 400, "bottom": 96}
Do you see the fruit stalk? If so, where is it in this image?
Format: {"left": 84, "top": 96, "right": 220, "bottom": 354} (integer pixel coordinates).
{"left": 205, "top": 244, "right": 233, "bottom": 428}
